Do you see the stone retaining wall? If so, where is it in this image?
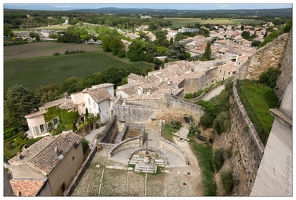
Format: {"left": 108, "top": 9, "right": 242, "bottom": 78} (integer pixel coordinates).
{"left": 214, "top": 80, "right": 264, "bottom": 196}
{"left": 114, "top": 104, "right": 159, "bottom": 123}
{"left": 100, "top": 115, "right": 118, "bottom": 143}
{"left": 158, "top": 120, "right": 189, "bottom": 165}
{"left": 108, "top": 136, "right": 143, "bottom": 157}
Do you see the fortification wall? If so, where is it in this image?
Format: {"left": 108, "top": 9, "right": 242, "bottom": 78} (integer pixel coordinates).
{"left": 114, "top": 104, "right": 159, "bottom": 123}
{"left": 275, "top": 29, "right": 293, "bottom": 101}
{"left": 213, "top": 81, "right": 264, "bottom": 196}
{"left": 237, "top": 33, "right": 289, "bottom": 80}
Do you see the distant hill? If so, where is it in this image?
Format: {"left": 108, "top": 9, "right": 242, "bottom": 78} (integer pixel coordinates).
{"left": 4, "top": 7, "right": 292, "bottom": 18}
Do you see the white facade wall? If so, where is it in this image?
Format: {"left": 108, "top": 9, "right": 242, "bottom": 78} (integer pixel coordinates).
{"left": 27, "top": 115, "right": 47, "bottom": 136}
{"left": 84, "top": 93, "right": 111, "bottom": 123}
{"left": 71, "top": 92, "right": 86, "bottom": 115}
{"left": 98, "top": 99, "right": 111, "bottom": 123}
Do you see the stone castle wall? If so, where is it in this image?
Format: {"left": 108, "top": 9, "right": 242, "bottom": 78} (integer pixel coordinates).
{"left": 237, "top": 33, "right": 289, "bottom": 80}
{"left": 114, "top": 104, "right": 159, "bottom": 123}
{"left": 213, "top": 81, "right": 264, "bottom": 196}
{"left": 275, "top": 29, "right": 293, "bottom": 101}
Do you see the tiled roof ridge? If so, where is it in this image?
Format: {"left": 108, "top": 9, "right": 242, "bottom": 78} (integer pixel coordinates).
{"left": 27, "top": 132, "right": 82, "bottom": 174}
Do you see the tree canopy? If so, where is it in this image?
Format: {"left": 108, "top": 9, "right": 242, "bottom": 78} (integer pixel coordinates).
{"left": 5, "top": 84, "right": 39, "bottom": 125}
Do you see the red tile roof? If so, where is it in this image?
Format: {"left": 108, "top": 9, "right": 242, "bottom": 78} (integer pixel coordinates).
{"left": 10, "top": 178, "right": 47, "bottom": 196}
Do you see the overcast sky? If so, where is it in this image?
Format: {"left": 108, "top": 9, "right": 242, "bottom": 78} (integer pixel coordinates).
{"left": 3, "top": 2, "right": 293, "bottom": 11}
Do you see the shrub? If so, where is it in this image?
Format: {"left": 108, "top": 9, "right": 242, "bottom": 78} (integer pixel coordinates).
{"left": 188, "top": 123, "right": 199, "bottom": 136}
{"left": 214, "top": 148, "right": 225, "bottom": 172}
{"left": 226, "top": 148, "right": 232, "bottom": 158}
{"left": 259, "top": 67, "right": 281, "bottom": 88}
{"left": 53, "top": 52, "right": 60, "bottom": 56}
{"left": 82, "top": 138, "right": 89, "bottom": 153}
{"left": 184, "top": 93, "right": 193, "bottom": 99}
{"left": 220, "top": 170, "right": 234, "bottom": 195}
{"left": 170, "top": 119, "right": 181, "bottom": 130}
{"left": 213, "top": 111, "right": 230, "bottom": 135}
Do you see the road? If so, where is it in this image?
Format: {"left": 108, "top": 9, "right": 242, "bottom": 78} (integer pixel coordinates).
{"left": 202, "top": 84, "right": 225, "bottom": 101}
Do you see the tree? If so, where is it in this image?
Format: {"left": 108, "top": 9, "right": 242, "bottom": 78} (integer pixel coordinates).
{"left": 4, "top": 24, "right": 14, "bottom": 37}
{"left": 283, "top": 20, "right": 292, "bottom": 33}
{"left": 241, "top": 31, "right": 251, "bottom": 40}
{"left": 156, "top": 46, "right": 168, "bottom": 56}
{"left": 251, "top": 40, "right": 261, "bottom": 47}
{"left": 60, "top": 77, "right": 81, "bottom": 94}
{"left": 241, "top": 25, "right": 245, "bottom": 31}
{"left": 167, "top": 42, "right": 189, "bottom": 60}
{"left": 154, "top": 30, "right": 169, "bottom": 47}
{"left": 5, "top": 84, "right": 39, "bottom": 125}
{"left": 149, "top": 21, "right": 157, "bottom": 31}
{"left": 126, "top": 39, "right": 146, "bottom": 61}
{"left": 36, "top": 83, "right": 61, "bottom": 104}
{"left": 201, "top": 42, "right": 212, "bottom": 61}
{"left": 174, "top": 32, "right": 184, "bottom": 42}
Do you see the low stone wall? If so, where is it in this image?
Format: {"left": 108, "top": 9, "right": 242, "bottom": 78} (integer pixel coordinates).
{"left": 118, "top": 123, "right": 145, "bottom": 142}
{"left": 158, "top": 120, "right": 189, "bottom": 165}
{"left": 165, "top": 94, "right": 204, "bottom": 116}
{"left": 108, "top": 136, "right": 143, "bottom": 157}
{"left": 100, "top": 115, "right": 118, "bottom": 144}
{"left": 63, "top": 146, "right": 98, "bottom": 196}
{"left": 127, "top": 147, "right": 169, "bottom": 166}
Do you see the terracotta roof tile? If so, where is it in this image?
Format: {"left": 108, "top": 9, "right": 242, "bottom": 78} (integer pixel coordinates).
{"left": 10, "top": 178, "right": 47, "bottom": 196}
{"left": 84, "top": 88, "right": 111, "bottom": 104}
{"left": 29, "top": 131, "right": 83, "bottom": 174}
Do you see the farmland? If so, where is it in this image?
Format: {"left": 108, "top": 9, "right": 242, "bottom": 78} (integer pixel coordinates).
{"left": 165, "top": 18, "right": 235, "bottom": 27}
{"left": 4, "top": 42, "right": 153, "bottom": 90}
{"left": 165, "top": 17, "right": 264, "bottom": 28}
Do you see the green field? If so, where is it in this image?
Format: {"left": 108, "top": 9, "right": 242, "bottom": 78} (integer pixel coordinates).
{"left": 165, "top": 18, "right": 235, "bottom": 27}
{"left": 4, "top": 51, "right": 153, "bottom": 90}
{"left": 232, "top": 19, "right": 265, "bottom": 25}
{"left": 165, "top": 17, "right": 264, "bottom": 28}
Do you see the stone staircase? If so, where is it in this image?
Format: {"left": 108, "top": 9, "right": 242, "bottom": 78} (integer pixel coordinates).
{"left": 172, "top": 127, "right": 189, "bottom": 141}
{"left": 109, "top": 147, "right": 141, "bottom": 164}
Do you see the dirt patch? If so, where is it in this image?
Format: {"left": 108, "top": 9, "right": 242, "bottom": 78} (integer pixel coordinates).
{"left": 124, "top": 129, "right": 141, "bottom": 140}
{"left": 4, "top": 42, "right": 98, "bottom": 60}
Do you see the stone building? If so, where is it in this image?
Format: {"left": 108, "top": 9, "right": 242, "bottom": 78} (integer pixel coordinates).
{"left": 24, "top": 84, "right": 115, "bottom": 138}
{"left": 8, "top": 131, "right": 84, "bottom": 196}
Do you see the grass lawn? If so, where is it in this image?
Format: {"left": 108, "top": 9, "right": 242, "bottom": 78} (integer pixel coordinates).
{"left": 189, "top": 138, "right": 216, "bottom": 196}
{"left": 162, "top": 123, "right": 176, "bottom": 143}
{"left": 238, "top": 80, "right": 279, "bottom": 145}
{"left": 4, "top": 50, "right": 153, "bottom": 90}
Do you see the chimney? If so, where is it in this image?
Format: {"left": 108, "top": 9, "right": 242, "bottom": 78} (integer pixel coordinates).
{"left": 17, "top": 152, "right": 23, "bottom": 160}
{"left": 54, "top": 147, "right": 59, "bottom": 157}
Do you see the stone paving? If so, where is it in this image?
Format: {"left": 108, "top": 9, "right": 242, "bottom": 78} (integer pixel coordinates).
{"left": 72, "top": 140, "right": 203, "bottom": 196}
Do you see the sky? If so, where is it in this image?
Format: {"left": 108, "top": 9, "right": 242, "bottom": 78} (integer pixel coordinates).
{"left": 3, "top": 1, "right": 293, "bottom": 11}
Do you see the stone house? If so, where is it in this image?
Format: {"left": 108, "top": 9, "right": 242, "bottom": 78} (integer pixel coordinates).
{"left": 82, "top": 84, "right": 115, "bottom": 123}
{"left": 8, "top": 131, "right": 84, "bottom": 196}
{"left": 25, "top": 84, "right": 114, "bottom": 138}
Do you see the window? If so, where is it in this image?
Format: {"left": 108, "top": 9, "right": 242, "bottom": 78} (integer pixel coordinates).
{"left": 40, "top": 124, "right": 45, "bottom": 133}
{"left": 228, "top": 72, "right": 230, "bottom": 75}
{"left": 33, "top": 126, "right": 39, "bottom": 135}
{"left": 93, "top": 102, "right": 96, "bottom": 109}
{"left": 72, "top": 156, "right": 75, "bottom": 160}
{"left": 53, "top": 118, "right": 58, "bottom": 125}
{"left": 88, "top": 98, "right": 90, "bottom": 105}
{"left": 220, "top": 70, "right": 221, "bottom": 73}
{"left": 61, "top": 182, "right": 65, "bottom": 193}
